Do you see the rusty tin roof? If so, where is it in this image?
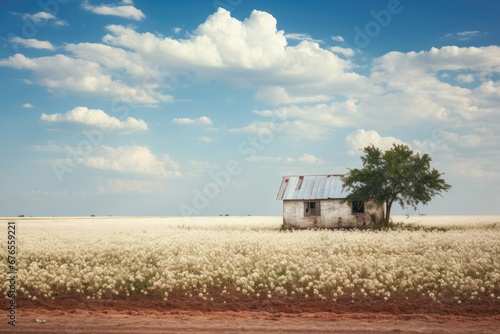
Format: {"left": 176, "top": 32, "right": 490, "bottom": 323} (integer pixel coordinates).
{"left": 276, "top": 174, "right": 347, "bottom": 200}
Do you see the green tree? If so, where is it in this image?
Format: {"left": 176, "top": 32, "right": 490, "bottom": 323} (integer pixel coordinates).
{"left": 342, "top": 144, "right": 451, "bottom": 226}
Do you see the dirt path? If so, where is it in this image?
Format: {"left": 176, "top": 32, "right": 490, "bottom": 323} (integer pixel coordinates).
{"left": 8, "top": 310, "right": 500, "bottom": 334}
{"left": 5, "top": 297, "right": 500, "bottom": 333}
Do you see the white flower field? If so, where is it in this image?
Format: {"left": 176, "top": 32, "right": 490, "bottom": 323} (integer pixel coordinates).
{"left": 1, "top": 216, "right": 499, "bottom": 304}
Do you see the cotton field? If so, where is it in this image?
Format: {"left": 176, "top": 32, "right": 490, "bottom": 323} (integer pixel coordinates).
{"left": 1, "top": 216, "right": 499, "bottom": 304}
{"left": 392, "top": 215, "right": 500, "bottom": 230}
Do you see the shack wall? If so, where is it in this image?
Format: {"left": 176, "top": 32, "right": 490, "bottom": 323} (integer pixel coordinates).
{"left": 282, "top": 199, "right": 384, "bottom": 229}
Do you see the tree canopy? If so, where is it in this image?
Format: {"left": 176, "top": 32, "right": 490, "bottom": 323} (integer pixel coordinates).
{"left": 342, "top": 144, "right": 451, "bottom": 226}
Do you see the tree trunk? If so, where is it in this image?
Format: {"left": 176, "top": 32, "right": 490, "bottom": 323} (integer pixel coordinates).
{"left": 384, "top": 202, "right": 392, "bottom": 227}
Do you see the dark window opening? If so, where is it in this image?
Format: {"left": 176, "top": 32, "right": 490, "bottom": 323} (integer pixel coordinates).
{"left": 352, "top": 201, "right": 365, "bottom": 214}
{"left": 304, "top": 201, "right": 320, "bottom": 216}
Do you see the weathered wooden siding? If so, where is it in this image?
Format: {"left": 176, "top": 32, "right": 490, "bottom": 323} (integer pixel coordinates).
{"left": 282, "top": 199, "right": 384, "bottom": 229}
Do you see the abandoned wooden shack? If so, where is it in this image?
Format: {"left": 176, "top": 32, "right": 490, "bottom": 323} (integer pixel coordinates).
{"left": 276, "top": 174, "right": 385, "bottom": 229}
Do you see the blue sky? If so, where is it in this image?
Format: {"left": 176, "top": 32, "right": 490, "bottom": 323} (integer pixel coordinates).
{"left": 1, "top": 0, "right": 499, "bottom": 217}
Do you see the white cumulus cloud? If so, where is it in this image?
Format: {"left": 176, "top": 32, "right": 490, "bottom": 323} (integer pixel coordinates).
{"left": 11, "top": 37, "right": 55, "bottom": 50}
{"left": 254, "top": 86, "right": 330, "bottom": 105}
{"left": 172, "top": 116, "right": 213, "bottom": 125}
{"left": 253, "top": 99, "right": 362, "bottom": 140}
{"left": 65, "top": 42, "right": 157, "bottom": 79}
{"left": 23, "top": 11, "right": 67, "bottom": 26}
{"left": 298, "top": 153, "right": 324, "bottom": 164}
{"left": 330, "top": 46, "right": 355, "bottom": 57}
{"left": 284, "top": 33, "right": 322, "bottom": 43}
{"left": 101, "top": 8, "right": 362, "bottom": 99}
{"left": 456, "top": 73, "right": 475, "bottom": 83}
{"left": 1, "top": 8, "right": 367, "bottom": 107}
{"left": 331, "top": 35, "right": 345, "bottom": 42}
{"left": 445, "top": 31, "right": 484, "bottom": 41}
{"left": 0, "top": 54, "right": 172, "bottom": 104}
{"left": 346, "top": 129, "right": 406, "bottom": 155}
{"left": 40, "top": 106, "right": 148, "bottom": 133}
{"left": 82, "top": 145, "right": 181, "bottom": 177}
{"left": 449, "top": 159, "right": 500, "bottom": 179}
{"left": 0, "top": 53, "right": 38, "bottom": 69}
{"left": 83, "top": 0, "right": 145, "bottom": 21}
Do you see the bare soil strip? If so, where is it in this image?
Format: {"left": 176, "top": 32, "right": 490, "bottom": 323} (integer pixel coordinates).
{"left": 8, "top": 297, "right": 500, "bottom": 334}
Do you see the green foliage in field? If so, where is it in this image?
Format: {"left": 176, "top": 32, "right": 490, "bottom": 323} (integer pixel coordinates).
{"left": 343, "top": 144, "right": 451, "bottom": 226}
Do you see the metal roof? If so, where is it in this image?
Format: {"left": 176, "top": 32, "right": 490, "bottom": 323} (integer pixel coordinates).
{"left": 276, "top": 174, "right": 347, "bottom": 200}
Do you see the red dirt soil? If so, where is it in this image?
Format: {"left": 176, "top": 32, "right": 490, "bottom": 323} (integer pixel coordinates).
{"left": 7, "top": 296, "right": 500, "bottom": 333}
